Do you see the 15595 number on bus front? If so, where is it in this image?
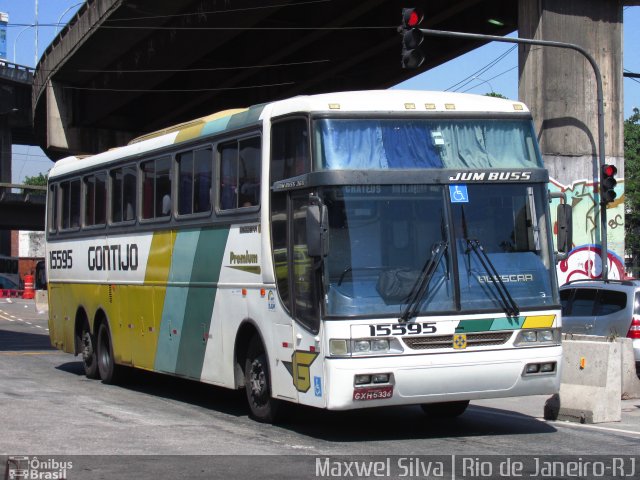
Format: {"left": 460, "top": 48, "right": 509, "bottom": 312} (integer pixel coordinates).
{"left": 369, "top": 322, "right": 437, "bottom": 336}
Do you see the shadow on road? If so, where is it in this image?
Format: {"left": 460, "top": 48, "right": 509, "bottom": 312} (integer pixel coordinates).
{"left": 53, "top": 356, "right": 557, "bottom": 440}
{"left": 0, "top": 329, "right": 55, "bottom": 351}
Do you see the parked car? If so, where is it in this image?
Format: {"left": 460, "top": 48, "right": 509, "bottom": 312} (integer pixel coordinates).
{"left": 560, "top": 279, "right": 640, "bottom": 372}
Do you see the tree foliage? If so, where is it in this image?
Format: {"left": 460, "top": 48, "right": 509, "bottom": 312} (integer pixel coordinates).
{"left": 624, "top": 108, "right": 640, "bottom": 260}
{"left": 23, "top": 172, "right": 48, "bottom": 187}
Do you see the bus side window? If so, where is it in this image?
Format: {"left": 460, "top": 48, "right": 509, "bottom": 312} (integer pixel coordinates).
{"left": 111, "top": 166, "right": 137, "bottom": 223}
{"left": 142, "top": 156, "right": 171, "bottom": 219}
{"left": 218, "top": 136, "right": 261, "bottom": 211}
{"left": 84, "top": 172, "right": 107, "bottom": 227}
{"left": 60, "top": 179, "right": 81, "bottom": 230}
{"left": 48, "top": 184, "right": 58, "bottom": 232}
{"left": 271, "top": 119, "right": 309, "bottom": 184}
{"left": 178, "top": 147, "right": 212, "bottom": 215}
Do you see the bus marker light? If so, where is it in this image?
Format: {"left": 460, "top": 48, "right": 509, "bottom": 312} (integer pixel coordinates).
{"left": 329, "top": 339, "right": 348, "bottom": 355}
{"left": 260, "top": 288, "right": 266, "bottom": 297}
{"left": 580, "top": 357, "right": 586, "bottom": 369}
{"left": 540, "top": 362, "right": 555, "bottom": 373}
{"left": 404, "top": 103, "right": 416, "bottom": 110}
{"left": 525, "top": 363, "right": 540, "bottom": 374}
{"left": 372, "top": 373, "right": 390, "bottom": 384}
{"left": 242, "top": 288, "right": 247, "bottom": 296}
{"left": 282, "top": 342, "right": 291, "bottom": 348}
{"left": 309, "top": 345, "right": 316, "bottom": 353}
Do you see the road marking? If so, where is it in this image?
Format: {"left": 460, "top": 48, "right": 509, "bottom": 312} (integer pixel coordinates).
{"left": 470, "top": 406, "right": 640, "bottom": 438}
{"left": 0, "top": 351, "right": 62, "bottom": 356}
{"left": 549, "top": 420, "right": 640, "bottom": 437}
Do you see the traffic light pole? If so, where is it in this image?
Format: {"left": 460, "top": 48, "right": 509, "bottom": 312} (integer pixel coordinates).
{"left": 416, "top": 28, "right": 609, "bottom": 279}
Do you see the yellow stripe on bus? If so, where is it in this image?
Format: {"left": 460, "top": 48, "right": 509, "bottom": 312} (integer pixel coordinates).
{"left": 145, "top": 231, "right": 174, "bottom": 284}
{"left": 522, "top": 315, "right": 555, "bottom": 329}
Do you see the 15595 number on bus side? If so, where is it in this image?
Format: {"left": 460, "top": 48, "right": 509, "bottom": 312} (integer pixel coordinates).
{"left": 369, "top": 323, "right": 437, "bottom": 336}
{"left": 49, "top": 249, "right": 73, "bottom": 269}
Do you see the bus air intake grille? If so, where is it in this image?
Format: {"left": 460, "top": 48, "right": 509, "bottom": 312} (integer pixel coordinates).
{"left": 403, "top": 332, "right": 512, "bottom": 350}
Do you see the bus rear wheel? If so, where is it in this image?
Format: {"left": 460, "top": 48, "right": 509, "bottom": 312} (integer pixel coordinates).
{"left": 97, "top": 322, "right": 121, "bottom": 384}
{"left": 421, "top": 400, "right": 470, "bottom": 418}
{"left": 244, "top": 336, "right": 281, "bottom": 423}
{"left": 81, "top": 328, "right": 100, "bottom": 379}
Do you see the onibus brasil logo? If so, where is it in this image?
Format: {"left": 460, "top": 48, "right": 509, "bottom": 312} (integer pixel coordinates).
{"left": 5, "top": 456, "right": 73, "bottom": 480}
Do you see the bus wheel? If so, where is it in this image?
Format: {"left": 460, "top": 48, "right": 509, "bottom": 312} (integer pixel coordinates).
{"left": 97, "top": 323, "right": 120, "bottom": 384}
{"left": 244, "top": 336, "right": 281, "bottom": 423}
{"left": 421, "top": 400, "right": 470, "bottom": 418}
{"left": 81, "top": 328, "right": 100, "bottom": 379}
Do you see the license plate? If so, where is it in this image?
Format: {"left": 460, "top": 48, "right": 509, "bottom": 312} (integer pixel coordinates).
{"left": 353, "top": 385, "right": 393, "bottom": 401}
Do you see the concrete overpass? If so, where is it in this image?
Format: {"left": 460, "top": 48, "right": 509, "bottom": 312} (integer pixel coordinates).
{"left": 32, "top": 0, "right": 520, "bottom": 159}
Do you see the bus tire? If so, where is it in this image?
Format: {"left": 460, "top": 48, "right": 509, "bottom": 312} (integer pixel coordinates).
{"left": 97, "top": 322, "right": 120, "bottom": 384}
{"left": 81, "top": 327, "right": 100, "bottom": 379}
{"left": 421, "top": 400, "right": 469, "bottom": 418}
{"left": 244, "top": 336, "right": 281, "bottom": 423}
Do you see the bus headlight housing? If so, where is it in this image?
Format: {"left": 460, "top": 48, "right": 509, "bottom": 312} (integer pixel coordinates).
{"left": 514, "top": 328, "right": 561, "bottom": 346}
{"left": 329, "top": 338, "right": 403, "bottom": 356}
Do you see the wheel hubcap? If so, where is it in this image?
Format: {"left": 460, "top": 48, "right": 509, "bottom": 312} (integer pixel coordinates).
{"left": 249, "top": 359, "right": 267, "bottom": 403}
{"left": 82, "top": 332, "right": 93, "bottom": 363}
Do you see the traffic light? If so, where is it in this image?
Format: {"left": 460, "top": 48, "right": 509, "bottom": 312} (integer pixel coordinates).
{"left": 400, "top": 8, "right": 425, "bottom": 69}
{"left": 601, "top": 164, "right": 618, "bottom": 203}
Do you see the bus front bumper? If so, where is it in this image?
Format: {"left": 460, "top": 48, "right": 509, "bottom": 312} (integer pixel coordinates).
{"left": 324, "top": 346, "right": 562, "bottom": 410}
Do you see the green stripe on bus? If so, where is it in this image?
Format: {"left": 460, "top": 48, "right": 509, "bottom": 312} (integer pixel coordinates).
{"left": 454, "top": 318, "right": 494, "bottom": 333}
{"left": 154, "top": 230, "right": 199, "bottom": 374}
{"left": 175, "top": 227, "right": 230, "bottom": 379}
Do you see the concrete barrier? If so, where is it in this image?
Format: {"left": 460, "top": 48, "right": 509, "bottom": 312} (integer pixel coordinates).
{"left": 35, "top": 290, "right": 49, "bottom": 314}
{"left": 618, "top": 337, "right": 640, "bottom": 399}
{"left": 545, "top": 335, "right": 621, "bottom": 423}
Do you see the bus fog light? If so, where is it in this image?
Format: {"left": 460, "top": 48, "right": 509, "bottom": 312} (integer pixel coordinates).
{"left": 540, "top": 362, "right": 555, "bottom": 372}
{"left": 372, "top": 373, "right": 390, "bottom": 384}
{"left": 354, "top": 340, "right": 371, "bottom": 353}
{"left": 371, "top": 339, "right": 389, "bottom": 352}
{"left": 525, "top": 363, "right": 540, "bottom": 374}
{"left": 330, "top": 339, "right": 348, "bottom": 356}
{"left": 355, "top": 374, "right": 371, "bottom": 385}
{"left": 538, "top": 330, "right": 554, "bottom": 342}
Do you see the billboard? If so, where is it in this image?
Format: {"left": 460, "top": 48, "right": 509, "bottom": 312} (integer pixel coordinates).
{"left": 0, "top": 12, "right": 7, "bottom": 60}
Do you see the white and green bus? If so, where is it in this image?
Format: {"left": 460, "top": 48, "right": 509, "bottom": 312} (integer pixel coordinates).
{"left": 46, "top": 90, "right": 568, "bottom": 422}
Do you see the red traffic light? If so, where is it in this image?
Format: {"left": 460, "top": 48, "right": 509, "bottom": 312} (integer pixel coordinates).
{"left": 601, "top": 164, "right": 618, "bottom": 203}
{"left": 603, "top": 164, "right": 617, "bottom": 177}
{"left": 402, "top": 8, "right": 423, "bottom": 28}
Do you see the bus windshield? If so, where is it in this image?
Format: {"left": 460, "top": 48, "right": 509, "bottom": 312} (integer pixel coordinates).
{"left": 322, "top": 184, "right": 557, "bottom": 317}
{"left": 314, "top": 118, "right": 543, "bottom": 170}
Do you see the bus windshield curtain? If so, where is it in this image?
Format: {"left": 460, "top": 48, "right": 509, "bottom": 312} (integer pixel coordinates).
{"left": 317, "top": 120, "right": 442, "bottom": 169}
{"left": 316, "top": 119, "right": 537, "bottom": 170}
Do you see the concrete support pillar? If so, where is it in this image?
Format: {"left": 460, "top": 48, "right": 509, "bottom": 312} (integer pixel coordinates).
{"left": 0, "top": 114, "right": 12, "bottom": 256}
{"left": 518, "top": 0, "right": 626, "bottom": 282}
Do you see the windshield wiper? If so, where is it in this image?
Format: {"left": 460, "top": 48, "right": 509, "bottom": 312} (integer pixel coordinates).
{"left": 466, "top": 239, "right": 520, "bottom": 317}
{"left": 399, "top": 241, "right": 448, "bottom": 323}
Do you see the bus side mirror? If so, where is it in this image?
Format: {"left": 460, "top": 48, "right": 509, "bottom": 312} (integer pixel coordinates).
{"left": 307, "top": 201, "right": 329, "bottom": 257}
{"left": 556, "top": 203, "right": 573, "bottom": 258}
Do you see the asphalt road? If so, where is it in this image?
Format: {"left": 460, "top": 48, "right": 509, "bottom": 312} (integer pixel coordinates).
{"left": 1, "top": 297, "right": 638, "bottom": 480}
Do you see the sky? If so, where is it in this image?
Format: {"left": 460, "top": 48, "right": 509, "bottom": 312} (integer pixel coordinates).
{"left": 1, "top": 1, "right": 639, "bottom": 183}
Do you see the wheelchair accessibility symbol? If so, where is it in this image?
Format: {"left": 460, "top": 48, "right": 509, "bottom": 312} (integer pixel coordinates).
{"left": 449, "top": 185, "right": 469, "bottom": 203}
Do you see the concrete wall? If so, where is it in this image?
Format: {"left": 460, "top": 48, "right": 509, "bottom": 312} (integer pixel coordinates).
{"left": 518, "top": 0, "right": 625, "bottom": 282}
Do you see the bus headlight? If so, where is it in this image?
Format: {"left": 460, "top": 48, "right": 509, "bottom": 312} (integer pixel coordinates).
{"left": 514, "top": 328, "right": 560, "bottom": 346}
{"left": 354, "top": 340, "right": 371, "bottom": 353}
{"left": 328, "top": 338, "right": 402, "bottom": 357}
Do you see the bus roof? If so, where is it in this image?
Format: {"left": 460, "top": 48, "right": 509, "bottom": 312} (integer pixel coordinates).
{"left": 49, "top": 90, "right": 530, "bottom": 179}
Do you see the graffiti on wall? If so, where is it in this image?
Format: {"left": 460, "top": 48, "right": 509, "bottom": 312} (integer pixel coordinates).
{"left": 549, "top": 177, "right": 625, "bottom": 284}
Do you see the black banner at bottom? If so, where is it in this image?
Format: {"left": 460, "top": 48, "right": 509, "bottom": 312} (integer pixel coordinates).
{"left": 2, "top": 455, "right": 638, "bottom": 480}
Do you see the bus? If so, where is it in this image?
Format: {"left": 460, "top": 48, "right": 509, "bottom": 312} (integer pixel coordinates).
{"left": 0, "top": 255, "right": 20, "bottom": 290}
{"left": 46, "top": 90, "right": 570, "bottom": 422}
